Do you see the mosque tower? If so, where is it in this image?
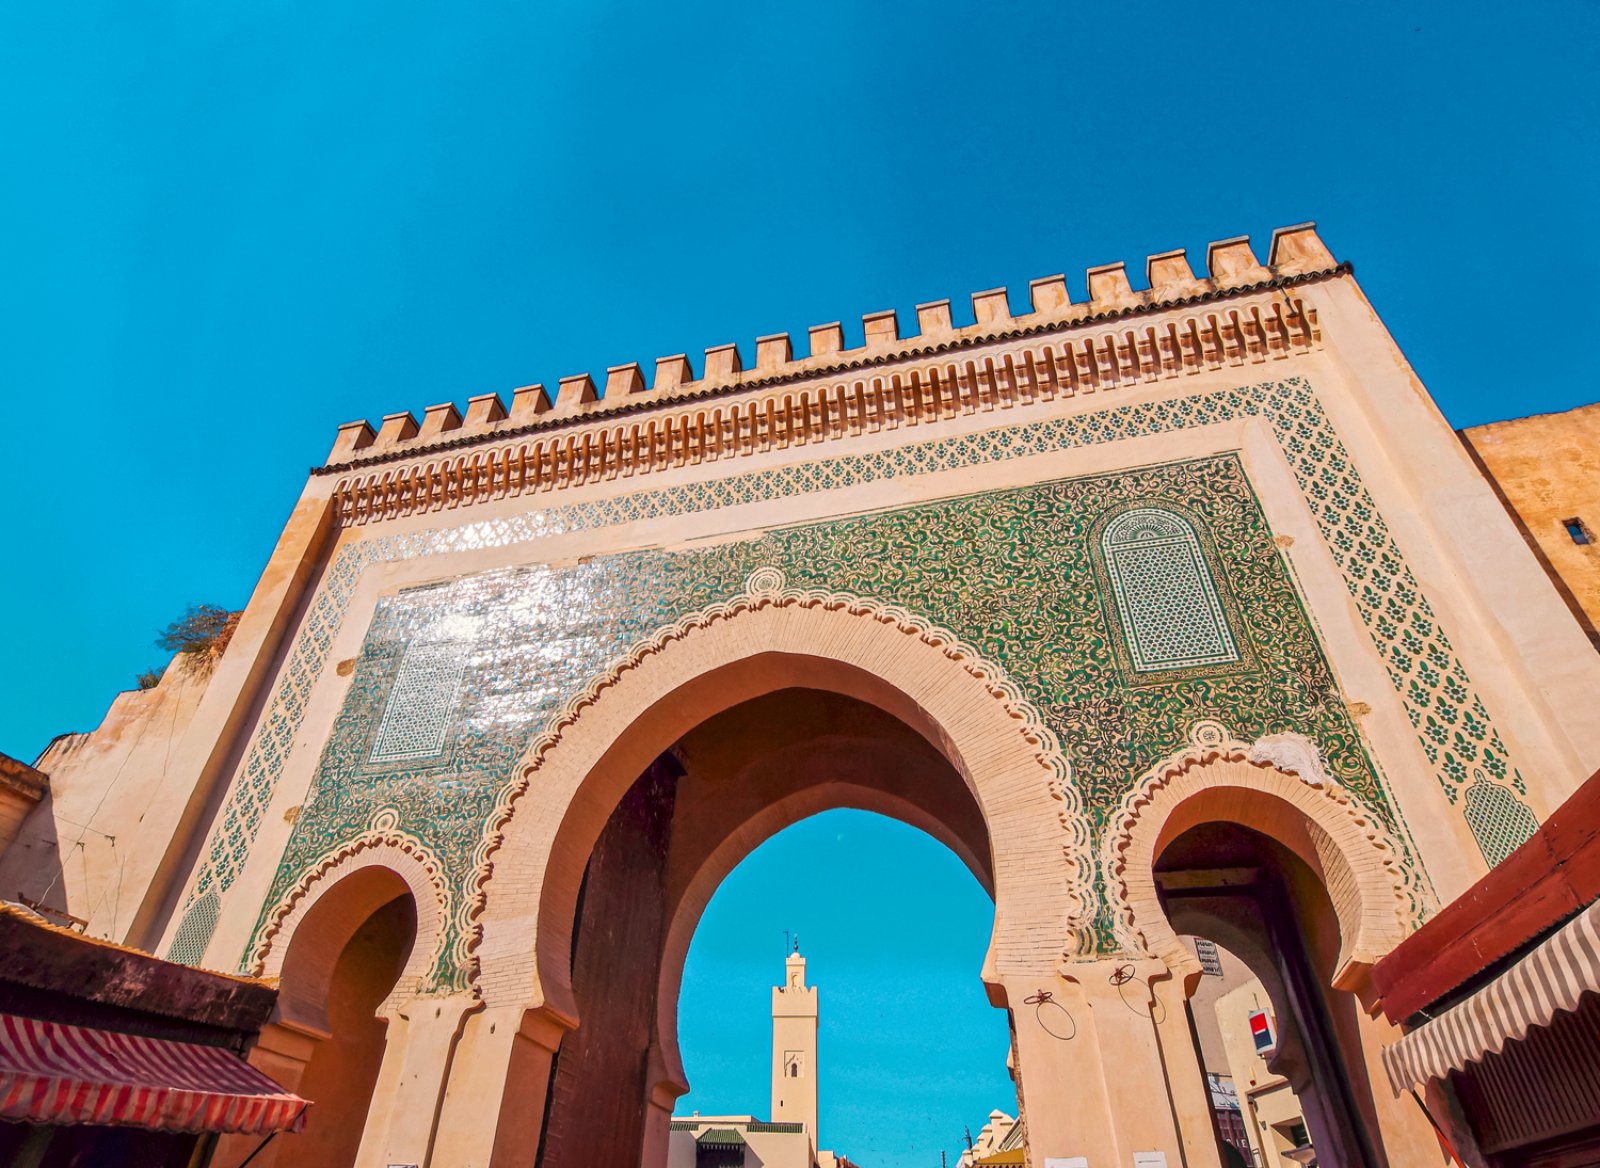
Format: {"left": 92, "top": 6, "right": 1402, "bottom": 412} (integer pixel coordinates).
{"left": 771, "top": 942, "right": 820, "bottom": 1153}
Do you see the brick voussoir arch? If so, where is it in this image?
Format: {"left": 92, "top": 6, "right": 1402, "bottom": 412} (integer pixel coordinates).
{"left": 649, "top": 780, "right": 994, "bottom": 1097}
{"left": 468, "top": 568, "right": 1096, "bottom": 1015}
{"left": 1102, "top": 720, "right": 1415, "bottom": 991}
{"left": 251, "top": 826, "right": 452, "bottom": 1005}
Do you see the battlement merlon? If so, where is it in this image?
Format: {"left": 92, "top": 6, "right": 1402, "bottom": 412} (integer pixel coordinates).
{"left": 321, "top": 223, "right": 1339, "bottom": 466}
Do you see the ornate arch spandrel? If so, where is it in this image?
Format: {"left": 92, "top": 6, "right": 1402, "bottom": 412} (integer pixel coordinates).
{"left": 1101, "top": 721, "right": 1416, "bottom": 993}
{"left": 251, "top": 822, "right": 452, "bottom": 1016}
{"left": 466, "top": 569, "right": 1097, "bottom": 1017}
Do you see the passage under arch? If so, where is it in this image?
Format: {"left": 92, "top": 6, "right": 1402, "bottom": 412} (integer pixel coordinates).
{"left": 1104, "top": 744, "right": 1413, "bottom": 991}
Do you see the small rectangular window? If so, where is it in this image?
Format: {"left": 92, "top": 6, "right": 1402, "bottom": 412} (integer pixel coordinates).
{"left": 1195, "top": 937, "right": 1224, "bottom": 977}
{"left": 1564, "top": 518, "right": 1593, "bottom": 546}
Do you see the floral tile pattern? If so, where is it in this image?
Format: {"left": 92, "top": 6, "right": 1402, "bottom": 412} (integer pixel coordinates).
{"left": 163, "top": 376, "right": 1535, "bottom": 972}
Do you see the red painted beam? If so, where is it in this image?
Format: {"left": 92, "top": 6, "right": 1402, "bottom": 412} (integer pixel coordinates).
{"left": 1374, "top": 768, "right": 1600, "bottom": 1023}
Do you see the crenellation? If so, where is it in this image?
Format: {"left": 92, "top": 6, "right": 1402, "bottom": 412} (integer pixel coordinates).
{"left": 1086, "top": 262, "right": 1141, "bottom": 313}
{"left": 321, "top": 224, "right": 1342, "bottom": 466}
{"left": 1269, "top": 223, "right": 1336, "bottom": 276}
{"left": 509, "top": 383, "right": 553, "bottom": 421}
{"left": 419, "top": 403, "right": 463, "bottom": 440}
{"left": 604, "top": 363, "right": 646, "bottom": 398}
{"left": 463, "top": 393, "right": 507, "bottom": 429}
{"left": 807, "top": 322, "right": 845, "bottom": 358}
{"left": 556, "top": 374, "right": 599, "bottom": 411}
{"left": 755, "top": 333, "right": 792, "bottom": 371}
{"left": 652, "top": 355, "right": 695, "bottom": 393}
{"left": 375, "top": 411, "right": 420, "bottom": 448}
{"left": 329, "top": 419, "right": 376, "bottom": 462}
{"left": 1028, "top": 276, "right": 1071, "bottom": 316}
{"left": 1145, "top": 249, "right": 1205, "bottom": 300}
{"left": 703, "top": 343, "right": 743, "bottom": 382}
{"left": 971, "top": 287, "right": 1011, "bottom": 327}
{"left": 320, "top": 294, "right": 1324, "bottom": 517}
{"left": 862, "top": 309, "right": 899, "bottom": 348}
{"left": 916, "top": 299, "right": 954, "bottom": 335}
{"left": 1205, "top": 236, "right": 1269, "bottom": 288}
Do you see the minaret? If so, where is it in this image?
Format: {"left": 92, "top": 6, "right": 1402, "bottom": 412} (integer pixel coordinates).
{"left": 771, "top": 942, "right": 819, "bottom": 1153}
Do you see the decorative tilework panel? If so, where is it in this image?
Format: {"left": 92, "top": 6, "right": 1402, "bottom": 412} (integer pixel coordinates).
{"left": 1463, "top": 775, "right": 1541, "bottom": 868}
{"left": 370, "top": 641, "right": 469, "bottom": 764}
{"left": 1103, "top": 509, "right": 1239, "bottom": 672}
{"left": 242, "top": 454, "right": 1394, "bottom": 979}
{"left": 166, "top": 375, "right": 1534, "bottom": 970}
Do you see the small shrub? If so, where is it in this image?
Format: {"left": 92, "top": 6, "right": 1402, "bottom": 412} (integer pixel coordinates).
{"left": 156, "top": 604, "right": 233, "bottom": 656}
{"left": 136, "top": 667, "right": 165, "bottom": 691}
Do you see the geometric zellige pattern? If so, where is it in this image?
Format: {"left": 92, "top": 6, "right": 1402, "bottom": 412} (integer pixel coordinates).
{"left": 1463, "top": 774, "right": 1542, "bottom": 868}
{"left": 369, "top": 641, "right": 467, "bottom": 764}
{"left": 164, "top": 375, "right": 1533, "bottom": 967}
{"left": 1103, "top": 508, "right": 1239, "bottom": 672}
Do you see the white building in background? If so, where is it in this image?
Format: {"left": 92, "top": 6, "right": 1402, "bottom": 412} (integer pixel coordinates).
{"left": 957, "top": 1109, "right": 1025, "bottom": 1166}
{"left": 669, "top": 948, "right": 861, "bottom": 1168}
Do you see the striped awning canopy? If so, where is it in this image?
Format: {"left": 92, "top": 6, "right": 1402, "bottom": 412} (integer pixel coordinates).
{"left": 0, "top": 1014, "right": 308, "bottom": 1135}
{"left": 1383, "top": 900, "right": 1600, "bottom": 1094}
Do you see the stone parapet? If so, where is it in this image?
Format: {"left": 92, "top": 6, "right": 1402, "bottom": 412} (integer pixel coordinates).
{"left": 318, "top": 227, "right": 1336, "bottom": 525}
{"left": 320, "top": 224, "right": 1338, "bottom": 480}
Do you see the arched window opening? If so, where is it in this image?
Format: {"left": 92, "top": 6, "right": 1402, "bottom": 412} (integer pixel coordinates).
{"left": 1101, "top": 507, "right": 1240, "bottom": 674}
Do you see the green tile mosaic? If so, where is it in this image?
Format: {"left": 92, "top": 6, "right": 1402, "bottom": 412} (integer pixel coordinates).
{"left": 164, "top": 375, "right": 1534, "bottom": 971}
{"left": 246, "top": 454, "right": 1390, "bottom": 980}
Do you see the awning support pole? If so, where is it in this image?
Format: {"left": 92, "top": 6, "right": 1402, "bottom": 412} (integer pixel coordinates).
{"left": 1409, "top": 1088, "right": 1468, "bottom": 1168}
{"left": 235, "top": 1129, "right": 280, "bottom": 1167}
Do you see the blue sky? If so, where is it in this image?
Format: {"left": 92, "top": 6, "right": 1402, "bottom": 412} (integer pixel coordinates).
{"left": 677, "top": 811, "right": 1009, "bottom": 1167}
{"left": 4, "top": 2, "right": 1598, "bottom": 758}
{"left": 2, "top": 3, "right": 1597, "bottom": 1165}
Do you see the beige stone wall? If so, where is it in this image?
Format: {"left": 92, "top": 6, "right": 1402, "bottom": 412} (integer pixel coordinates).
{"left": 1460, "top": 401, "right": 1600, "bottom": 649}
{"left": 0, "top": 754, "right": 46, "bottom": 859}
{"left": 0, "top": 482, "right": 337, "bottom": 951}
{"left": 0, "top": 659, "right": 214, "bottom": 938}
{"left": 1179, "top": 935, "right": 1257, "bottom": 1075}
{"left": 0, "top": 791, "right": 36, "bottom": 859}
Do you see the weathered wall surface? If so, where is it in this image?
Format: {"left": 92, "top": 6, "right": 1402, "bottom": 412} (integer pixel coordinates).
{"left": 1460, "top": 401, "right": 1600, "bottom": 648}
{"left": 0, "top": 754, "right": 47, "bottom": 858}
{"left": 0, "top": 656, "right": 216, "bottom": 938}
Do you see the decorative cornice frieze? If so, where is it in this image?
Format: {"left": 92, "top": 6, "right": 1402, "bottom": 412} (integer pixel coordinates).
{"left": 325, "top": 281, "right": 1329, "bottom": 526}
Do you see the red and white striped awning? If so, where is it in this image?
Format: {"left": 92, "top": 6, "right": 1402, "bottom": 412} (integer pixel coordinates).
{"left": 0, "top": 1014, "right": 308, "bottom": 1135}
{"left": 1383, "top": 900, "right": 1600, "bottom": 1094}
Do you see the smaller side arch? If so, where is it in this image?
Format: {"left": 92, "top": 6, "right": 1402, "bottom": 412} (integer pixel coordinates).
{"left": 252, "top": 831, "right": 451, "bottom": 1029}
{"left": 1102, "top": 722, "right": 1415, "bottom": 991}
